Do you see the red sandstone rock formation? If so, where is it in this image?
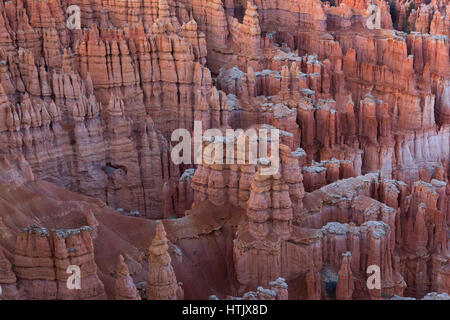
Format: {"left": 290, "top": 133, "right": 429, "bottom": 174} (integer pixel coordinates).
{"left": 191, "top": 134, "right": 305, "bottom": 217}
{"left": 0, "top": 0, "right": 448, "bottom": 301}
{"left": 212, "top": 277, "right": 288, "bottom": 300}
{"left": 14, "top": 224, "right": 106, "bottom": 300}
{"left": 0, "top": 249, "right": 21, "bottom": 300}
{"left": 233, "top": 162, "right": 291, "bottom": 293}
{"left": 114, "top": 254, "right": 141, "bottom": 300}
{"left": 336, "top": 252, "right": 354, "bottom": 300}
{"left": 146, "top": 221, "right": 183, "bottom": 300}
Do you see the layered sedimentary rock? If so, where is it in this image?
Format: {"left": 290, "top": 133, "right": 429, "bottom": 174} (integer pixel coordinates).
{"left": 400, "top": 0, "right": 450, "bottom": 37}
{"left": 0, "top": 158, "right": 243, "bottom": 300}
{"left": 0, "top": 0, "right": 236, "bottom": 220}
{"left": 146, "top": 221, "right": 183, "bottom": 300}
{"left": 114, "top": 254, "right": 141, "bottom": 300}
{"left": 399, "top": 180, "right": 449, "bottom": 297}
{"left": 192, "top": 133, "right": 305, "bottom": 216}
{"left": 0, "top": 0, "right": 448, "bottom": 301}
{"left": 0, "top": 0, "right": 447, "bottom": 216}
{"left": 0, "top": 249, "right": 21, "bottom": 300}
{"left": 336, "top": 252, "right": 354, "bottom": 300}
{"left": 233, "top": 160, "right": 318, "bottom": 296}
{"left": 302, "top": 158, "right": 356, "bottom": 192}
{"left": 211, "top": 277, "right": 289, "bottom": 300}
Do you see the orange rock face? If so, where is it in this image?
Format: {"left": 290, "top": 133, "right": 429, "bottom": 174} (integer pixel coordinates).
{"left": 14, "top": 225, "right": 106, "bottom": 300}
{"left": 336, "top": 252, "right": 354, "bottom": 300}
{"left": 0, "top": 0, "right": 448, "bottom": 301}
{"left": 146, "top": 221, "right": 183, "bottom": 300}
{"left": 0, "top": 249, "right": 21, "bottom": 299}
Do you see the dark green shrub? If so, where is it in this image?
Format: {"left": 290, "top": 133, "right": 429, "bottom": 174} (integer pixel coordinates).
{"left": 390, "top": 2, "right": 397, "bottom": 25}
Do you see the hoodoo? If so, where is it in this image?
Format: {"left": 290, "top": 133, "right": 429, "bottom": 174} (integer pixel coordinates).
{"left": 0, "top": 0, "right": 448, "bottom": 301}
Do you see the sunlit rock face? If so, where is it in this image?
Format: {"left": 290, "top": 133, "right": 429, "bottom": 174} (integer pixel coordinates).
{"left": 0, "top": 0, "right": 448, "bottom": 300}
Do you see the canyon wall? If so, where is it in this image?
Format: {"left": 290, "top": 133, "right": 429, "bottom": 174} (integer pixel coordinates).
{"left": 0, "top": 0, "right": 448, "bottom": 300}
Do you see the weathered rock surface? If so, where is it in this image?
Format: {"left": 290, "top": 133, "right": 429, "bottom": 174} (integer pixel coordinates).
{"left": 114, "top": 254, "right": 141, "bottom": 300}
{"left": 146, "top": 221, "right": 183, "bottom": 300}
{"left": 14, "top": 224, "right": 106, "bottom": 300}
{"left": 0, "top": 0, "right": 448, "bottom": 301}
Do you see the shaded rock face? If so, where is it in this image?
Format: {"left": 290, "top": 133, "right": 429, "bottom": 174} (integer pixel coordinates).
{"left": 0, "top": 0, "right": 448, "bottom": 301}
{"left": 0, "top": 249, "right": 21, "bottom": 299}
{"left": 114, "top": 254, "right": 141, "bottom": 300}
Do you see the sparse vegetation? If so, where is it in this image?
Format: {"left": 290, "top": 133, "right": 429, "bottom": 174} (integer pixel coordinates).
{"left": 390, "top": 2, "right": 397, "bottom": 25}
